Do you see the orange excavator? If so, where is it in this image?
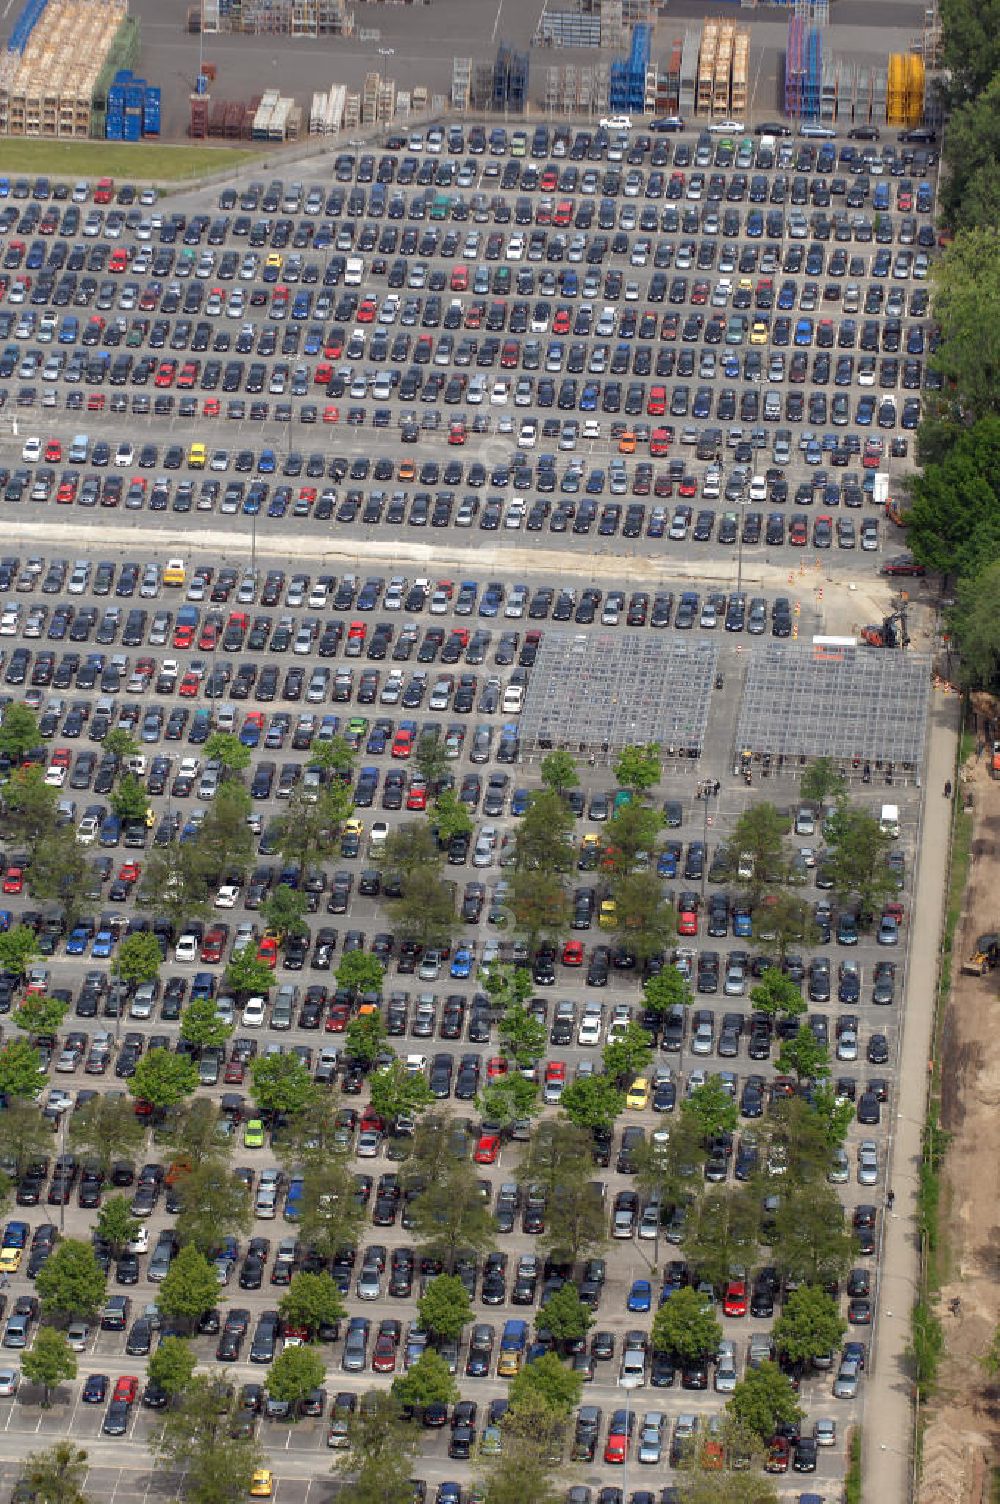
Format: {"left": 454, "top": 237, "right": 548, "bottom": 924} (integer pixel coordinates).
{"left": 861, "top": 611, "right": 909, "bottom": 649}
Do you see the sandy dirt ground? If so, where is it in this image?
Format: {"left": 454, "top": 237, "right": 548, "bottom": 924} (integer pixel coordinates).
{"left": 917, "top": 746, "right": 1000, "bottom": 1504}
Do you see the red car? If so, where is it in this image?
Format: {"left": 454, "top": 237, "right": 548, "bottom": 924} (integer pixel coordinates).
{"left": 117, "top": 862, "right": 141, "bottom": 884}
{"left": 113, "top": 1376, "right": 139, "bottom": 1404}
{"left": 371, "top": 1332, "right": 398, "bottom": 1373}
{"left": 765, "top": 1437, "right": 790, "bottom": 1473}
{"left": 44, "top": 440, "right": 62, "bottom": 463}
{"left": 473, "top": 1132, "right": 500, "bottom": 1165}
{"left": 173, "top": 625, "right": 195, "bottom": 650}
{"left": 562, "top": 940, "right": 584, "bottom": 966}
{"left": 392, "top": 730, "right": 414, "bottom": 759}
{"left": 677, "top": 902, "right": 698, "bottom": 936}
{"left": 486, "top": 1056, "right": 509, "bottom": 1080}
{"left": 257, "top": 936, "right": 279, "bottom": 969}
{"left": 325, "top": 1002, "right": 351, "bottom": 1032}
{"left": 604, "top": 1429, "right": 630, "bottom": 1465}
{"left": 406, "top": 784, "right": 427, "bottom": 811}
{"left": 789, "top": 517, "right": 808, "bottom": 545}
{"left": 723, "top": 1280, "right": 748, "bottom": 1318}
{"left": 3, "top": 866, "right": 23, "bottom": 895}
{"left": 178, "top": 673, "right": 201, "bottom": 698}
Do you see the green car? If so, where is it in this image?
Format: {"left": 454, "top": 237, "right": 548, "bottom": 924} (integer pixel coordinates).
{"left": 243, "top": 1118, "right": 265, "bottom": 1149}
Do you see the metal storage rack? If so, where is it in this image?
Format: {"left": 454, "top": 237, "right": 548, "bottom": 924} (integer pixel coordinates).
{"left": 733, "top": 643, "right": 931, "bottom": 777}
{"left": 520, "top": 634, "right": 719, "bottom": 761}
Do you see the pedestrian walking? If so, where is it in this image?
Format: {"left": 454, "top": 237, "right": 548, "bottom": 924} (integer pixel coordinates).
{"left": 887, "top": 1188, "right": 895, "bottom": 1210}
{"left": 944, "top": 780, "right": 952, "bottom": 799}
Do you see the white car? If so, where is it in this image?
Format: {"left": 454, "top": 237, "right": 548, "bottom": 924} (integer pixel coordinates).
{"left": 65, "top": 1322, "right": 89, "bottom": 1352}
{"left": 174, "top": 933, "right": 199, "bottom": 963}
{"left": 215, "top": 885, "right": 240, "bottom": 909}
{"left": 578, "top": 1014, "right": 603, "bottom": 1047}
{"left": 600, "top": 114, "right": 632, "bottom": 131}
{"left": 0, "top": 1368, "right": 18, "bottom": 1396}
{"left": 242, "top": 996, "right": 267, "bottom": 1028}
{"left": 709, "top": 118, "right": 745, "bottom": 133}
{"left": 20, "top": 437, "right": 41, "bottom": 462}
{"left": 127, "top": 1227, "right": 150, "bottom": 1254}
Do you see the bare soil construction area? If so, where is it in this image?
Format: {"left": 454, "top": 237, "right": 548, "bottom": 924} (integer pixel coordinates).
{"left": 919, "top": 749, "right": 1000, "bottom": 1504}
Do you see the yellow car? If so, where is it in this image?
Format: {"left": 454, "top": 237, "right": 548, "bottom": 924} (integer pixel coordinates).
{"left": 598, "top": 899, "right": 617, "bottom": 930}
{"left": 626, "top": 1077, "right": 650, "bottom": 1110}
{"left": 0, "top": 1247, "right": 22, "bottom": 1274}
{"left": 749, "top": 320, "right": 769, "bottom": 344}
{"left": 187, "top": 442, "right": 207, "bottom": 470}
{"left": 265, "top": 253, "right": 282, "bottom": 272}
{"left": 342, "top": 819, "right": 364, "bottom": 840}
{"left": 249, "top": 1471, "right": 273, "bottom": 1498}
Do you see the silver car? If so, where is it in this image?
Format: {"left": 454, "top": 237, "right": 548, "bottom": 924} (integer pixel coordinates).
{"left": 833, "top": 1358, "right": 860, "bottom": 1398}
{"left": 638, "top": 1412, "right": 665, "bottom": 1464}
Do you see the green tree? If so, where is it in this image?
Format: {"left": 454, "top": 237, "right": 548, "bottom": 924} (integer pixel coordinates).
{"left": 808, "top": 1083, "right": 857, "bottom": 1152}
{"left": 727, "top": 1361, "right": 804, "bottom": 1443}
{"left": 615, "top": 743, "right": 662, "bottom": 794}
{"left": 748, "top": 967, "right": 805, "bottom": 1019}
{"left": 331, "top": 1390, "right": 417, "bottom": 1504}
{"left": 265, "top": 1345, "right": 326, "bottom": 1412}
{"left": 937, "top": 82, "right": 1000, "bottom": 231}
{"left": 311, "top": 734, "right": 355, "bottom": 779}
{"left": 538, "top": 1282, "right": 593, "bottom": 1345}
{"left": 602, "top": 1020, "right": 653, "bottom": 1086}
{"left": 179, "top": 997, "right": 233, "bottom": 1053}
{"left": 508, "top": 869, "right": 571, "bottom": 952}
{"left": 96, "top": 1195, "right": 140, "bottom": 1258}
{"left": 20, "top": 1328, "right": 77, "bottom": 1408}
{"left": 0, "top": 1038, "right": 47, "bottom": 1100}
{"left": 643, "top": 966, "right": 693, "bottom": 1016}
{"left": 518, "top": 1120, "right": 592, "bottom": 1203}
{"left": 204, "top": 732, "right": 251, "bottom": 776}
{"left": 298, "top": 1159, "right": 364, "bottom": 1261}
{"left": 18, "top": 1443, "right": 89, "bottom": 1504}
{"left": 23, "top": 829, "right": 89, "bottom": 930}
{"left": 776, "top": 1024, "right": 831, "bottom": 1084}
{"left": 110, "top": 772, "right": 148, "bottom": 823}
{"left": 432, "top": 785, "right": 473, "bottom": 842}
{"left": 278, "top": 1271, "right": 346, "bottom": 1341}
{"left": 612, "top": 872, "right": 678, "bottom": 961}
{"left": 929, "top": 230, "right": 1000, "bottom": 418}
{"left": 36, "top": 1239, "right": 107, "bottom": 1321}
{"left": 939, "top": 0, "right": 1000, "bottom": 101}
{"left": 113, "top": 931, "right": 163, "bottom": 989}
{"left": 391, "top": 1349, "right": 459, "bottom": 1412}
{"left": 601, "top": 800, "right": 664, "bottom": 877}
{"left": 147, "top": 1335, "right": 197, "bottom": 1397}
{"left": 345, "top": 1010, "right": 389, "bottom": 1068}
{"left": 336, "top": 950, "right": 385, "bottom": 996}
{"left": 1, "top": 1099, "right": 51, "bottom": 1177}
{"left": 2, "top": 765, "right": 58, "bottom": 847}
{"left": 682, "top": 1187, "right": 761, "bottom": 1294}
{"left": 476, "top": 1073, "right": 538, "bottom": 1129}
{"left": 800, "top": 756, "right": 847, "bottom": 807}
{"left": 513, "top": 789, "right": 576, "bottom": 875}
{"left": 907, "top": 413, "right": 1000, "bottom": 578}
{"left": 102, "top": 728, "right": 140, "bottom": 765}
{"left": 415, "top": 730, "right": 450, "bottom": 789}
{"left": 764, "top": 1095, "right": 848, "bottom": 1183}
{"left": 729, "top": 803, "right": 789, "bottom": 899}
{"left": 194, "top": 782, "right": 255, "bottom": 886}
{"left": 544, "top": 1177, "right": 608, "bottom": 1263}
{"left": 155, "top": 1376, "right": 263, "bottom": 1504}
{"left": 70, "top": 1096, "right": 144, "bottom": 1176}
{"left": 139, "top": 841, "right": 211, "bottom": 932}
{"left": 772, "top": 1182, "right": 856, "bottom": 1287}
{"left": 950, "top": 555, "right": 1000, "bottom": 692}
{"left": 275, "top": 782, "right": 352, "bottom": 878}
{"left": 387, "top": 866, "right": 457, "bottom": 951}
{"left": 823, "top": 803, "right": 896, "bottom": 918}
{"left": 773, "top": 1285, "right": 847, "bottom": 1365}
{"left": 507, "top": 1352, "right": 582, "bottom": 1419}
{"left": 13, "top": 992, "right": 68, "bottom": 1036}
{"left": 409, "top": 1157, "right": 497, "bottom": 1271}
{"left": 479, "top": 1394, "right": 564, "bottom": 1504}
{"left": 161, "top": 1098, "right": 229, "bottom": 1171}
{"left": 260, "top": 883, "right": 309, "bottom": 940}
{"left": 176, "top": 1162, "right": 252, "bottom": 1255}
{"left": 481, "top": 963, "right": 533, "bottom": 1012}
{"left": 368, "top": 1058, "right": 435, "bottom": 1124}
{"left": 756, "top": 891, "right": 820, "bottom": 963}
{"left": 250, "top": 1051, "right": 314, "bottom": 1117}
{"left": 417, "top": 1274, "right": 472, "bottom": 1342}
{"left": 651, "top": 1286, "right": 722, "bottom": 1362}
{"left": 0, "top": 701, "right": 40, "bottom": 761}
{"left": 129, "top": 1047, "right": 199, "bottom": 1110}
{"left": 158, "top": 1245, "right": 220, "bottom": 1328}
{"left": 378, "top": 821, "right": 442, "bottom": 881}
{"left": 498, "top": 1003, "right": 548, "bottom": 1069}
{"left": 682, "top": 1082, "right": 736, "bottom": 1137}
{"left": 0, "top": 923, "right": 38, "bottom": 979}
{"left": 539, "top": 749, "right": 579, "bottom": 794}
{"left": 223, "top": 944, "right": 275, "bottom": 1001}
{"left": 559, "top": 1074, "right": 626, "bottom": 1132}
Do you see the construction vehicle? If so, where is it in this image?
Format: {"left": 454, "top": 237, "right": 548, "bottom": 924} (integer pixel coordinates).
{"left": 962, "top": 933, "right": 1000, "bottom": 976}
{"left": 861, "top": 612, "right": 909, "bottom": 648}
{"left": 990, "top": 742, "right": 1000, "bottom": 778}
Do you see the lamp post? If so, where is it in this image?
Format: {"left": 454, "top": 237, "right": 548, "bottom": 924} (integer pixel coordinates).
{"left": 698, "top": 777, "right": 720, "bottom": 900}
{"left": 619, "top": 1371, "right": 642, "bottom": 1503}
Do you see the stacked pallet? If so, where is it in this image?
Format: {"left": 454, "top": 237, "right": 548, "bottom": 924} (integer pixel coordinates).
{"left": 697, "top": 19, "right": 716, "bottom": 116}
{"left": 713, "top": 19, "right": 733, "bottom": 114}
{"left": 0, "top": 0, "right": 125, "bottom": 137}
{"left": 731, "top": 28, "right": 748, "bottom": 116}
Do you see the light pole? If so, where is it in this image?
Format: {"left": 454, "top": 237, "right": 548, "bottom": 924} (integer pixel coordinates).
{"left": 697, "top": 777, "right": 720, "bottom": 901}
{"left": 619, "top": 1371, "right": 642, "bottom": 1503}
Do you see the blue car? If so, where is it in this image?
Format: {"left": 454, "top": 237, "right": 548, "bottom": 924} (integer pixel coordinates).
{"left": 511, "top": 788, "right": 531, "bottom": 817}
{"left": 628, "top": 1279, "right": 652, "bottom": 1313}
{"left": 450, "top": 946, "right": 473, "bottom": 979}
{"left": 91, "top": 930, "right": 115, "bottom": 958}
{"left": 258, "top": 449, "right": 276, "bottom": 474}
{"left": 66, "top": 927, "right": 90, "bottom": 956}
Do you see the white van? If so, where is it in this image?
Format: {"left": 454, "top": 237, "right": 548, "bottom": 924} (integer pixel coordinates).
{"left": 879, "top": 803, "right": 900, "bottom": 838}
{"left": 502, "top": 684, "right": 524, "bottom": 714}
{"left": 344, "top": 256, "right": 364, "bottom": 287}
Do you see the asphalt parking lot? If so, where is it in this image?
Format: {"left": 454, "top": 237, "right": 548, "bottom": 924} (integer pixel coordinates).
{"left": 0, "top": 116, "right": 938, "bottom": 1504}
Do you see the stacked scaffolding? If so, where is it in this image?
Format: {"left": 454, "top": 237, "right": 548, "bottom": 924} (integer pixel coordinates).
{"left": 784, "top": 12, "right": 822, "bottom": 119}
{"left": 697, "top": 19, "right": 716, "bottom": 115}
{"left": 520, "top": 634, "right": 719, "bottom": 758}
{"left": 0, "top": 0, "right": 126, "bottom": 137}
{"left": 493, "top": 41, "right": 529, "bottom": 111}
{"left": 734, "top": 644, "right": 931, "bottom": 774}
{"left": 678, "top": 27, "right": 699, "bottom": 114}
{"left": 886, "top": 51, "right": 924, "bottom": 123}
{"left": 609, "top": 21, "right": 650, "bottom": 111}
{"left": 451, "top": 56, "right": 471, "bottom": 111}
{"left": 731, "top": 28, "right": 748, "bottom": 115}
{"left": 469, "top": 61, "right": 493, "bottom": 111}
{"left": 535, "top": 6, "right": 602, "bottom": 47}
{"left": 213, "top": 0, "right": 352, "bottom": 33}
{"left": 543, "top": 61, "right": 609, "bottom": 114}
{"left": 713, "top": 19, "right": 733, "bottom": 114}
